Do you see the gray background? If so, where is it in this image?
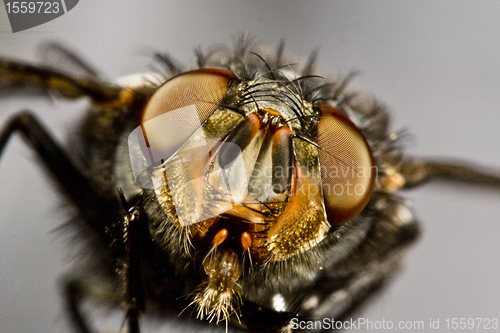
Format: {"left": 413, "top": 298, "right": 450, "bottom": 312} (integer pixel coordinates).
{"left": 1, "top": 1, "right": 499, "bottom": 332}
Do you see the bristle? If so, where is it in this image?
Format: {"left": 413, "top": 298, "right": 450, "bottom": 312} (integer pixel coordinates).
{"left": 192, "top": 281, "right": 242, "bottom": 325}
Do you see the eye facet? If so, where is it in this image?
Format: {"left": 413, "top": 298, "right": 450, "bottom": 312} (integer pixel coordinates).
{"left": 317, "top": 104, "right": 376, "bottom": 225}
{"left": 139, "top": 69, "right": 234, "bottom": 161}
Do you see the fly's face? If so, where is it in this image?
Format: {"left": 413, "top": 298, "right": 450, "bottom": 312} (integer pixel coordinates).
{"left": 127, "top": 66, "right": 376, "bottom": 322}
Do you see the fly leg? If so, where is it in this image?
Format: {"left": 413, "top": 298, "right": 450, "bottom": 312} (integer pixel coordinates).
{"left": 0, "top": 57, "right": 122, "bottom": 102}
{"left": 61, "top": 202, "right": 147, "bottom": 333}
{"left": 118, "top": 193, "right": 146, "bottom": 333}
{"left": 0, "top": 111, "right": 121, "bottom": 232}
{"left": 0, "top": 112, "right": 148, "bottom": 332}
{"left": 0, "top": 111, "right": 126, "bottom": 331}
{"left": 63, "top": 279, "right": 97, "bottom": 333}
{"left": 399, "top": 159, "right": 500, "bottom": 189}
{"left": 63, "top": 273, "right": 141, "bottom": 333}
{"left": 1, "top": 50, "right": 151, "bottom": 333}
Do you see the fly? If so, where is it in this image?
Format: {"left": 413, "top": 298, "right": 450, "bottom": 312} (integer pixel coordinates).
{"left": 1, "top": 39, "right": 499, "bottom": 333}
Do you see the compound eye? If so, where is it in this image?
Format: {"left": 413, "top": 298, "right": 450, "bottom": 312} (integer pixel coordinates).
{"left": 139, "top": 69, "right": 234, "bottom": 160}
{"left": 317, "top": 104, "right": 375, "bottom": 225}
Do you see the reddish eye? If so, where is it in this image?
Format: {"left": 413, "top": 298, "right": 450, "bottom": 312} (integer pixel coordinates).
{"left": 317, "top": 104, "right": 376, "bottom": 225}
{"left": 139, "top": 68, "right": 234, "bottom": 160}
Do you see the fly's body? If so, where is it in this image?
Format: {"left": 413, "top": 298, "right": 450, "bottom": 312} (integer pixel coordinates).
{"left": 1, "top": 39, "right": 499, "bottom": 333}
